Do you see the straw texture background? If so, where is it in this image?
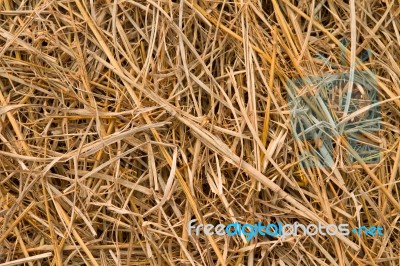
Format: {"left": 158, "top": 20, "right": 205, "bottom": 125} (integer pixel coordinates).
{"left": 0, "top": 0, "right": 399, "bottom": 265}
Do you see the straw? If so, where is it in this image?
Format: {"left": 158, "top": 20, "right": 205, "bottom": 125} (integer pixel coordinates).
{"left": 0, "top": 0, "right": 399, "bottom": 265}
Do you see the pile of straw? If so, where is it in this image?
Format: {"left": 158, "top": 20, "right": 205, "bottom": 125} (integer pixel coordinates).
{"left": 0, "top": 0, "right": 399, "bottom": 265}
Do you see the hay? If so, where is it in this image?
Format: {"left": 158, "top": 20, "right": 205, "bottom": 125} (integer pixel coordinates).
{"left": 0, "top": 0, "right": 399, "bottom": 265}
